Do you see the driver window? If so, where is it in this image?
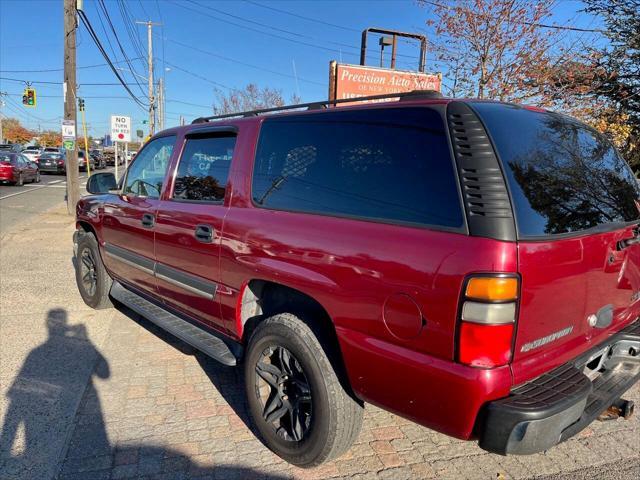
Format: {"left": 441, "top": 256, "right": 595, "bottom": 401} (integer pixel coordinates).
{"left": 123, "top": 135, "right": 175, "bottom": 198}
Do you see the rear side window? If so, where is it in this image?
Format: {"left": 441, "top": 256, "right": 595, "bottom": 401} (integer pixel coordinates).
{"left": 473, "top": 103, "right": 640, "bottom": 237}
{"left": 173, "top": 135, "right": 236, "bottom": 202}
{"left": 252, "top": 108, "right": 463, "bottom": 229}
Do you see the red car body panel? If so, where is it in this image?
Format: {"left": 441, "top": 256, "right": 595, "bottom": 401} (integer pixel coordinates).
{"left": 0, "top": 164, "right": 17, "bottom": 182}
{"left": 512, "top": 227, "right": 640, "bottom": 385}
{"left": 75, "top": 98, "right": 640, "bottom": 444}
{"left": 101, "top": 195, "right": 159, "bottom": 292}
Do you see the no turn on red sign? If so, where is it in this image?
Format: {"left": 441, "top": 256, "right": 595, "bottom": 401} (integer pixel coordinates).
{"left": 110, "top": 115, "right": 131, "bottom": 142}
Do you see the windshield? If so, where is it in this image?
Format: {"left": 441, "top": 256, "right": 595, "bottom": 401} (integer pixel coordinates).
{"left": 473, "top": 102, "right": 640, "bottom": 237}
{"left": 41, "top": 154, "right": 62, "bottom": 159}
{"left": 0, "top": 154, "right": 14, "bottom": 162}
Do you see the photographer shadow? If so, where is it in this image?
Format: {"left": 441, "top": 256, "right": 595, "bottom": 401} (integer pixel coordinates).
{"left": 0, "top": 308, "right": 287, "bottom": 480}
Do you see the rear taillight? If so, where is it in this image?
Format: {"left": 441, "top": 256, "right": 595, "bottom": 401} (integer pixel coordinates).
{"left": 457, "top": 275, "right": 519, "bottom": 368}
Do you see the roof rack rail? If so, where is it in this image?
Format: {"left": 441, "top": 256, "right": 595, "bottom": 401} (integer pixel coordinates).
{"left": 191, "top": 89, "right": 443, "bottom": 124}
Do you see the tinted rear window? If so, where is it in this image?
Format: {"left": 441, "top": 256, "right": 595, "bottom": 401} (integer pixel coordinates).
{"left": 473, "top": 103, "right": 640, "bottom": 237}
{"left": 252, "top": 107, "right": 463, "bottom": 229}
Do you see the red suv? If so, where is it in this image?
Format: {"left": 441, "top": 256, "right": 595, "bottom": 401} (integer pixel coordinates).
{"left": 74, "top": 92, "right": 640, "bottom": 467}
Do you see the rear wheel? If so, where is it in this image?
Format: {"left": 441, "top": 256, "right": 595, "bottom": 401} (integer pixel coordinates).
{"left": 245, "top": 313, "right": 363, "bottom": 467}
{"left": 75, "top": 232, "right": 113, "bottom": 309}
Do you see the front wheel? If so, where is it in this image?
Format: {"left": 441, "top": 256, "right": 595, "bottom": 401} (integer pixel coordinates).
{"left": 75, "top": 232, "right": 113, "bottom": 309}
{"left": 245, "top": 313, "right": 363, "bottom": 467}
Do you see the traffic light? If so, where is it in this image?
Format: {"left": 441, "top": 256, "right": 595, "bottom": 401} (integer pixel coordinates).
{"left": 22, "top": 88, "right": 36, "bottom": 107}
{"left": 78, "top": 98, "right": 85, "bottom": 111}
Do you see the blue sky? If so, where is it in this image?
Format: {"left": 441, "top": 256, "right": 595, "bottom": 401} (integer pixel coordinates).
{"left": 0, "top": 0, "right": 604, "bottom": 138}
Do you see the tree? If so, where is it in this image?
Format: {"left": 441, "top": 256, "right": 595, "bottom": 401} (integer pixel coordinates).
{"left": 583, "top": 0, "right": 639, "bottom": 170}
{"left": 213, "top": 84, "right": 301, "bottom": 115}
{"left": 2, "top": 118, "right": 35, "bottom": 144}
{"left": 39, "top": 131, "right": 62, "bottom": 147}
{"left": 420, "top": 0, "right": 560, "bottom": 101}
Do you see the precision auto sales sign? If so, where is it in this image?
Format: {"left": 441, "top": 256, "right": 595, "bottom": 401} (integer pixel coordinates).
{"left": 331, "top": 63, "right": 442, "bottom": 105}
{"left": 110, "top": 115, "right": 132, "bottom": 143}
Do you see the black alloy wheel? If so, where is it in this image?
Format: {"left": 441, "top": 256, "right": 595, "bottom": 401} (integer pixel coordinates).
{"left": 254, "top": 345, "right": 313, "bottom": 442}
{"left": 79, "top": 247, "right": 98, "bottom": 297}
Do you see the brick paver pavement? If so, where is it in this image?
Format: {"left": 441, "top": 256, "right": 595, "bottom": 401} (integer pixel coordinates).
{"left": 57, "top": 306, "right": 640, "bottom": 480}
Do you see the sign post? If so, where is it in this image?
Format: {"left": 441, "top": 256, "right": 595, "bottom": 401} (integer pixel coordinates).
{"left": 111, "top": 115, "right": 131, "bottom": 181}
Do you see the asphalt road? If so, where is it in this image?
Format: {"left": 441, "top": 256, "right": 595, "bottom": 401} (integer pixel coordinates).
{"left": 0, "top": 168, "right": 114, "bottom": 236}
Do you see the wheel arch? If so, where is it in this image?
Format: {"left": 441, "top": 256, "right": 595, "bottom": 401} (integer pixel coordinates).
{"left": 76, "top": 219, "right": 98, "bottom": 239}
{"left": 237, "top": 279, "right": 360, "bottom": 403}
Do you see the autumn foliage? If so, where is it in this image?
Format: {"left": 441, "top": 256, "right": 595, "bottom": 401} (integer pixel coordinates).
{"left": 420, "top": 0, "right": 639, "bottom": 171}
{"left": 39, "top": 131, "right": 62, "bottom": 147}
{"left": 2, "top": 118, "right": 35, "bottom": 144}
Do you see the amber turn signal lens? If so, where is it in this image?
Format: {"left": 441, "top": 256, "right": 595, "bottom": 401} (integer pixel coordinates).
{"left": 465, "top": 277, "right": 518, "bottom": 301}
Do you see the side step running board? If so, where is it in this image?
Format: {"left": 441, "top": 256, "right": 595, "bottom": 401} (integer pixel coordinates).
{"left": 110, "top": 281, "right": 239, "bottom": 366}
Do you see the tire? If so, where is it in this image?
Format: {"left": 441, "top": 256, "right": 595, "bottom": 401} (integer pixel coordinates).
{"left": 245, "top": 312, "right": 363, "bottom": 467}
{"left": 75, "top": 232, "right": 113, "bottom": 309}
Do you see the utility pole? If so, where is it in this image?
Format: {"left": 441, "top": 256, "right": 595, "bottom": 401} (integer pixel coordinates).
{"left": 157, "top": 77, "right": 164, "bottom": 131}
{"left": 136, "top": 20, "right": 161, "bottom": 137}
{"left": 64, "top": 0, "right": 79, "bottom": 215}
{"left": 0, "top": 92, "right": 5, "bottom": 144}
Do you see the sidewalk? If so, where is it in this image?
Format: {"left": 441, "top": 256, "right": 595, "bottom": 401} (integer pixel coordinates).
{"left": 1, "top": 204, "right": 639, "bottom": 480}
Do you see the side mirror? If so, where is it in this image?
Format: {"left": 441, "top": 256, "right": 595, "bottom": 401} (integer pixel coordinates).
{"left": 86, "top": 172, "right": 117, "bottom": 194}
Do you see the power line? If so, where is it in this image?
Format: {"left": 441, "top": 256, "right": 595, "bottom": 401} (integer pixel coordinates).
{"left": 117, "top": 0, "right": 149, "bottom": 74}
{"left": 95, "top": 0, "right": 148, "bottom": 97}
{"left": 243, "top": 0, "right": 359, "bottom": 33}
{"left": 76, "top": 8, "right": 148, "bottom": 109}
{"left": 420, "top": 0, "right": 605, "bottom": 33}
{"left": 160, "top": 35, "right": 325, "bottom": 87}
{"left": 0, "top": 76, "right": 149, "bottom": 86}
{"left": 162, "top": 60, "right": 235, "bottom": 91}
{"left": 0, "top": 57, "right": 144, "bottom": 74}
{"left": 177, "top": 0, "right": 421, "bottom": 64}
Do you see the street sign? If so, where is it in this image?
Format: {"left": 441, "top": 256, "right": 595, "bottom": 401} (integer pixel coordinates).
{"left": 63, "top": 140, "right": 75, "bottom": 150}
{"left": 136, "top": 129, "right": 143, "bottom": 138}
{"left": 62, "top": 120, "right": 75, "bottom": 140}
{"left": 110, "top": 115, "right": 132, "bottom": 142}
{"left": 329, "top": 62, "right": 442, "bottom": 105}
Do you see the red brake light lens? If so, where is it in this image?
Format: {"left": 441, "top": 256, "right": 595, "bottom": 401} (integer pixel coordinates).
{"left": 458, "top": 322, "right": 513, "bottom": 368}
{"left": 457, "top": 275, "right": 519, "bottom": 368}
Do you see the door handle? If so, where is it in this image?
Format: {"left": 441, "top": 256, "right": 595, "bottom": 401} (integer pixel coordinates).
{"left": 141, "top": 213, "right": 155, "bottom": 228}
{"left": 618, "top": 237, "right": 640, "bottom": 250}
{"left": 194, "top": 224, "right": 214, "bottom": 243}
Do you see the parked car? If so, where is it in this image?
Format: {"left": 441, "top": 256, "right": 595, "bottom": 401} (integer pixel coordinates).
{"left": 0, "top": 152, "right": 40, "bottom": 185}
{"left": 43, "top": 146, "right": 63, "bottom": 154}
{"left": 74, "top": 92, "right": 640, "bottom": 467}
{"left": 90, "top": 149, "right": 106, "bottom": 169}
{"left": 22, "top": 146, "right": 42, "bottom": 163}
{"left": 38, "top": 152, "right": 67, "bottom": 174}
{"left": 78, "top": 150, "right": 95, "bottom": 172}
{"left": 0, "top": 143, "right": 21, "bottom": 153}
{"left": 102, "top": 147, "right": 121, "bottom": 166}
